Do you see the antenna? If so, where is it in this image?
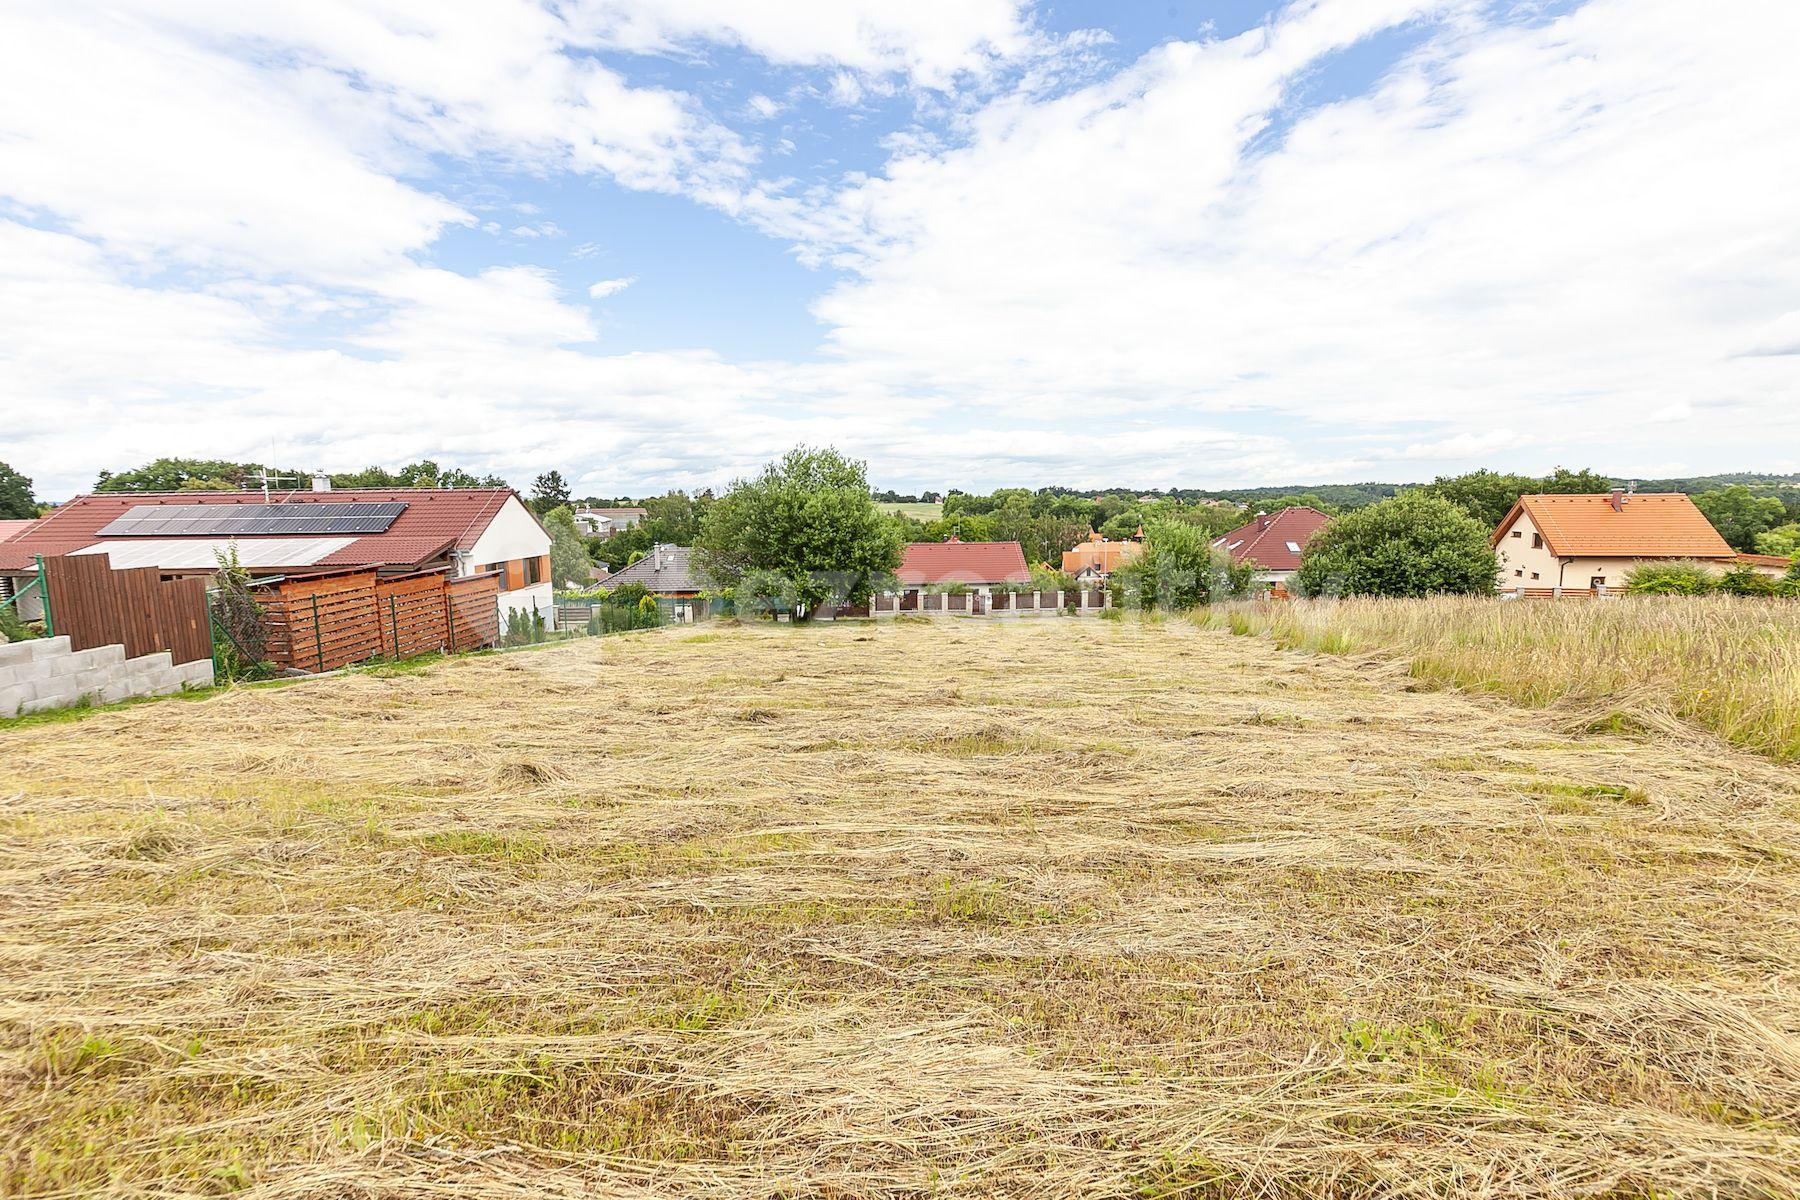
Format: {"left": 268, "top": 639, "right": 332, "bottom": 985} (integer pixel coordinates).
{"left": 255, "top": 465, "right": 297, "bottom": 502}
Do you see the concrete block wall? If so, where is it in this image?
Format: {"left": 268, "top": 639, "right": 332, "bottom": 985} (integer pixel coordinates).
{"left": 0, "top": 636, "right": 215, "bottom": 718}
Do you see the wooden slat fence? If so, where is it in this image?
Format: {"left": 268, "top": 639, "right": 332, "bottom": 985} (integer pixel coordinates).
{"left": 446, "top": 573, "right": 501, "bottom": 650}
{"left": 253, "top": 568, "right": 501, "bottom": 673}
{"left": 42, "top": 554, "right": 211, "bottom": 665}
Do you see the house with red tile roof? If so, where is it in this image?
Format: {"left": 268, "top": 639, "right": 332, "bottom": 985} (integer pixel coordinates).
{"left": 0, "top": 486, "right": 555, "bottom": 628}
{"left": 1733, "top": 552, "right": 1796, "bottom": 579}
{"left": 1492, "top": 491, "right": 1735, "bottom": 592}
{"left": 1061, "top": 531, "right": 1142, "bottom": 582}
{"left": 896, "top": 539, "right": 1029, "bottom": 600}
{"left": 1212, "top": 507, "right": 1331, "bottom": 586}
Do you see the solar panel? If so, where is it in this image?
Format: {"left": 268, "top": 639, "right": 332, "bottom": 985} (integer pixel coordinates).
{"left": 97, "top": 501, "right": 407, "bottom": 537}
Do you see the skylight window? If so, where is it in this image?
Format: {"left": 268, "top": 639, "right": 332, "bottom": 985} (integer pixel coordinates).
{"left": 1285, "top": 541, "right": 1302, "bottom": 553}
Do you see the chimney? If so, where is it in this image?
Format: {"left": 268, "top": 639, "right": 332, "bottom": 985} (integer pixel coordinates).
{"left": 1255, "top": 511, "right": 1269, "bottom": 530}
{"left": 311, "top": 474, "right": 331, "bottom": 492}
{"left": 1609, "top": 488, "right": 1625, "bottom": 512}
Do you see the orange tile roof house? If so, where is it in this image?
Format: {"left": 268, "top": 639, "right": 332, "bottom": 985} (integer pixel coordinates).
{"left": 1061, "top": 532, "right": 1142, "bottom": 581}
{"left": 897, "top": 539, "right": 1030, "bottom": 591}
{"left": 0, "top": 487, "right": 557, "bottom": 628}
{"left": 1492, "top": 491, "right": 1735, "bottom": 592}
{"left": 1212, "top": 507, "right": 1332, "bottom": 583}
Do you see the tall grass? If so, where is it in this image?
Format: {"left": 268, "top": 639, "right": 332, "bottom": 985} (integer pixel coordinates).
{"left": 1204, "top": 595, "right": 1800, "bottom": 761}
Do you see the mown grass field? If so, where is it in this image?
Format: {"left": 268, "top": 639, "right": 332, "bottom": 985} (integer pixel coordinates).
{"left": 3, "top": 617, "right": 1799, "bottom": 1197}
{"left": 875, "top": 501, "right": 943, "bottom": 520}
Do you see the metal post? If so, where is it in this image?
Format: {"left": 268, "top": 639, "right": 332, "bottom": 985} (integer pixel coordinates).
{"left": 389, "top": 595, "right": 400, "bottom": 658}
{"left": 34, "top": 555, "right": 52, "bottom": 636}
{"left": 311, "top": 594, "right": 324, "bottom": 673}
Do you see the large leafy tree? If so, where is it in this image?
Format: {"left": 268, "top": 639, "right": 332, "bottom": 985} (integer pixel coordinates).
{"left": 1420, "top": 466, "right": 1611, "bottom": 530}
{"left": 1296, "top": 491, "right": 1497, "bottom": 597}
{"left": 696, "top": 446, "right": 902, "bottom": 616}
{"left": 96, "top": 458, "right": 305, "bottom": 492}
{"left": 333, "top": 461, "right": 506, "bottom": 488}
{"left": 0, "top": 461, "right": 37, "bottom": 518}
{"left": 1693, "top": 485, "right": 1787, "bottom": 552}
{"left": 1755, "top": 523, "right": 1800, "bottom": 558}
{"left": 542, "top": 505, "right": 594, "bottom": 587}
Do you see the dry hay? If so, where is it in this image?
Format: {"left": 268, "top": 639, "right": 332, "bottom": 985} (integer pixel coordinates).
{"left": 2, "top": 618, "right": 1799, "bottom": 1198}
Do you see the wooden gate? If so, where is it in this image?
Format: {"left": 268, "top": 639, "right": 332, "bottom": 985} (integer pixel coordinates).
{"left": 41, "top": 554, "right": 211, "bottom": 665}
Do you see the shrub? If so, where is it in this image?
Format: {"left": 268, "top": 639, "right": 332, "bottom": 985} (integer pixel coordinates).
{"left": 0, "top": 603, "right": 41, "bottom": 643}
{"left": 1295, "top": 492, "right": 1496, "bottom": 598}
{"left": 500, "top": 608, "right": 546, "bottom": 647}
{"left": 1624, "top": 560, "right": 1716, "bottom": 595}
{"left": 601, "top": 581, "right": 651, "bottom": 609}
{"left": 1111, "top": 519, "right": 1253, "bottom": 611}
{"left": 1715, "top": 565, "right": 1777, "bottom": 597}
{"left": 209, "top": 544, "right": 268, "bottom": 680}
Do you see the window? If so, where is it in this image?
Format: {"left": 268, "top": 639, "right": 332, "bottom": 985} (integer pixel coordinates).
{"left": 1590, "top": 576, "right": 1606, "bottom": 589}
{"left": 523, "top": 556, "right": 544, "bottom": 586}
{"left": 1530, "top": 572, "right": 1540, "bottom": 580}
{"left": 1285, "top": 541, "right": 1302, "bottom": 553}
{"left": 1510, "top": 530, "right": 1522, "bottom": 539}
{"left": 478, "top": 562, "right": 505, "bottom": 576}
{"left": 1514, "top": 568, "right": 1523, "bottom": 577}
{"left": 1531, "top": 533, "right": 1543, "bottom": 549}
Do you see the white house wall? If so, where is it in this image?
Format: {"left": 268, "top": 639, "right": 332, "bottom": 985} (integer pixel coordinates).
{"left": 463, "top": 494, "right": 556, "bottom": 633}
{"left": 464, "top": 495, "right": 551, "bottom": 570}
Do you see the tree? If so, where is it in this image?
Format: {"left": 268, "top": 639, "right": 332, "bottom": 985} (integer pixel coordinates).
{"left": 0, "top": 461, "right": 36, "bottom": 518}
{"left": 1420, "top": 466, "right": 1609, "bottom": 530}
{"left": 96, "top": 458, "right": 304, "bottom": 492}
{"left": 332, "top": 461, "right": 507, "bottom": 489}
{"left": 1110, "top": 519, "right": 1253, "bottom": 610}
{"left": 1693, "top": 485, "right": 1787, "bottom": 552}
{"left": 695, "top": 446, "right": 903, "bottom": 617}
{"left": 1755, "top": 524, "right": 1800, "bottom": 557}
{"left": 542, "top": 505, "right": 593, "bottom": 588}
{"left": 1295, "top": 492, "right": 1497, "bottom": 598}
{"left": 531, "top": 471, "right": 570, "bottom": 514}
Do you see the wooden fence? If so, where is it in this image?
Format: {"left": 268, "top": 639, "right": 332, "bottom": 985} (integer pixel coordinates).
{"left": 42, "top": 554, "right": 211, "bottom": 665}
{"left": 253, "top": 568, "right": 500, "bottom": 673}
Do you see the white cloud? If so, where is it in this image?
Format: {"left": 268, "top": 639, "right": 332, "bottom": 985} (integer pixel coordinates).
{"left": 746, "top": 94, "right": 784, "bottom": 121}
{"left": 571, "top": 0, "right": 1040, "bottom": 89}
{"left": 775, "top": 0, "right": 1800, "bottom": 471}
{"left": 4, "top": 0, "right": 1800, "bottom": 500}
{"left": 587, "top": 278, "right": 637, "bottom": 299}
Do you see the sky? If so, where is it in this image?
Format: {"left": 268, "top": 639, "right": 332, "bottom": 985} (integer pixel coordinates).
{"left": 2, "top": 0, "right": 1797, "bottom": 501}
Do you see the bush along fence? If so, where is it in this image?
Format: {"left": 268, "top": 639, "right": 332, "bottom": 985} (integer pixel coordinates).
{"left": 249, "top": 567, "right": 501, "bottom": 673}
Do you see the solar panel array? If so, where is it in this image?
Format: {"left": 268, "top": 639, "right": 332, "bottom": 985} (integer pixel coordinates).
{"left": 96, "top": 502, "right": 408, "bottom": 538}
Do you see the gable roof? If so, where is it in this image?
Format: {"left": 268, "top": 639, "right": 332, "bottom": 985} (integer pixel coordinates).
{"left": 0, "top": 488, "right": 534, "bottom": 574}
{"left": 1494, "top": 493, "right": 1734, "bottom": 559}
{"left": 0, "top": 519, "right": 39, "bottom": 544}
{"left": 602, "top": 544, "right": 707, "bottom": 593}
{"left": 899, "top": 540, "right": 1030, "bottom": 585}
{"left": 1061, "top": 534, "right": 1142, "bottom": 576}
{"left": 1212, "top": 507, "right": 1331, "bottom": 571}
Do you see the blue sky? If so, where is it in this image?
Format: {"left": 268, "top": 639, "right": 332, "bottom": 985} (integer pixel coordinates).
{"left": 2, "top": 0, "right": 1796, "bottom": 499}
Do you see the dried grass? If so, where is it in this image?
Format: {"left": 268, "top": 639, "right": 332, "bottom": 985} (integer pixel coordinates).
{"left": 1205, "top": 595, "right": 1800, "bottom": 761}
{"left": 2, "top": 619, "right": 1799, "bottom": 1198}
